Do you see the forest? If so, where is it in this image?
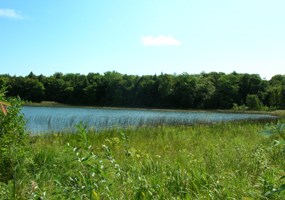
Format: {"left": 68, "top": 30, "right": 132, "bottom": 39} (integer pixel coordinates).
{"left": 0, "top": 71, "right": 285, "bottom": 110}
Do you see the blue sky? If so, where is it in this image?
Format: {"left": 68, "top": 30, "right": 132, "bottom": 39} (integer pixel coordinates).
{"left": 0, "top": 0, "right": 284, "bottom": 79}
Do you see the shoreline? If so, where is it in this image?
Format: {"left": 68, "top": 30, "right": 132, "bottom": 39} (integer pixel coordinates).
{"left": 23, "top": 101, "right": 284, "bottom": 117}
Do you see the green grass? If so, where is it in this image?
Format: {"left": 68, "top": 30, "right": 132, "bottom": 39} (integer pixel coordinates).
{"left": 271, "top": 110, "right": 285, "bottom": 118}
{"left": 1, "top": 121, "right": 285, "bottom": 199}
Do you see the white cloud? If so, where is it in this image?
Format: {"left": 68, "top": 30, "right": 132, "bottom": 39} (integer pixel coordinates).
{"left": 141, "top": 35, "right": 181, "bottom": 46}
{"left": 0, "top": 8, "right": 24, "bottom": 19}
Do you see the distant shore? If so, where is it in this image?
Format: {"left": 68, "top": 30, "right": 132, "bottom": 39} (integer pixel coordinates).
{"left": 23, "top": 101, "right": 285, "bottom": 117}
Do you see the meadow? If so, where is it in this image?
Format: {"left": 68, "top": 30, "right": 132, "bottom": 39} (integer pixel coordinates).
{"left": 1, "top": 119, "right": 285, "bottom": 199}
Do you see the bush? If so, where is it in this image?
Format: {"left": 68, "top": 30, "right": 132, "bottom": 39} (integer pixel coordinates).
{"left": 246, "top": 94, "right": 262, "bottom": 110}
{"left": 0, "top": 86, "right": 28, "bottom": 183}
{"left": 232, "top": 103, "right": 248, "bottom": 111}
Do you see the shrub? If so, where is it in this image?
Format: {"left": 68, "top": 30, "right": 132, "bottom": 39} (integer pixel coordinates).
{"left": 232, "top": 103, "right": 248, "bottom": 111}
{"left": 0, "top": 86, "right": 28, "bottom": 183}
{"left": 246, "top": 94, "right": 262, "bottom": 110}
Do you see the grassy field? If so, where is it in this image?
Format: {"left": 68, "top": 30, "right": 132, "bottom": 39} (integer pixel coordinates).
{"left": 1, "top": 120, "right": 285, "bottom": 199}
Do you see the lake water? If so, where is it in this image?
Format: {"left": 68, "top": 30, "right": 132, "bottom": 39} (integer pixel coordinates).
{"left": 21, "top": 106, "right": 277, "bottom": 133}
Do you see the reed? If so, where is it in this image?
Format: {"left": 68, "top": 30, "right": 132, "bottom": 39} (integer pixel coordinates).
{"left": 1, "top": 121, "right": 285, "bottom": 199}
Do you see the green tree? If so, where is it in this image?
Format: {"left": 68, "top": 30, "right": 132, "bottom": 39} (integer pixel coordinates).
{"left": 83, "top": 83, "right": 98, "bottom": 105}
{"left": 121, "top": 74, "right": 138, "bottom": 106}
{"left": 212, "top": 74, "right": 239, "bottom": 109}
{"left": 23, "top": 78, "right": 45, "bottom": 102}
{"left": 157, "top": 73, "right": 175, "bottom": 108}
{"left": 172, "top": 73, "right": 197, "bottom": 108}
{"left": 45, "top": 77, "right": 67, "bottom": 102}
{"left": 103, "top": 71, "right": 124, "bottom": 106}
{"left": 194, "top": 76, "right": 216, "bottom": 108}
{"left": 238, "top": 74, "right": 267, "bottom": 105}
{"left": 266, "top": 75, "right": 285, "bottom": 108}
{"left": 135, "top": 75, "right": 159, "bottom": 107}
{"left": 267, "top": 86, "right": 282, "bottom": 108}
{"left": 246, "top": 94, "right": 262, "bottom": 110}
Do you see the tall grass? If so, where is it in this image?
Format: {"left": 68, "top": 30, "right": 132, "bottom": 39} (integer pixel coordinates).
{"left": 1, "top": 121, "right": 285, "bottom": 199}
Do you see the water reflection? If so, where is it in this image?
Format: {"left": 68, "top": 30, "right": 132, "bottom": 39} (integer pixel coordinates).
{"left": 21, "top": 106, "right": 277, "bottom": 133}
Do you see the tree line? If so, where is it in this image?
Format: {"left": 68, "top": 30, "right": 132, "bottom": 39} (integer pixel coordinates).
{"left": 0, "top": 71, "right": 285, "bottom": 110}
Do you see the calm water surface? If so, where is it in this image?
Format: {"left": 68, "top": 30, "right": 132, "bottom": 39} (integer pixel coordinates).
{"left": 21, "top": 106, "right": 277, "bottom": 133}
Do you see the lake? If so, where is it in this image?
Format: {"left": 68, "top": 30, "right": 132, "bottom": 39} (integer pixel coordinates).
{"left": 21, "top": 106, "right": 277, "bottom": 133}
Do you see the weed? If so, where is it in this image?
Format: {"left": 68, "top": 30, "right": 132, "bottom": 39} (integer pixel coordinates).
{"left": 1, "top": 119, "right": 285, "bottom": 198}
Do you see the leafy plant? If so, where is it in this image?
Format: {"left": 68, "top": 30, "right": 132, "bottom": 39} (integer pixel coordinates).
{"left": 262, "top": 121, "right": 285, "bottom": 145}
{"left": 261, "top": 121, "right": 285, "bottom": 197}
{"left": 232, "top": 103, "right": 248, "bottom": 111}
{"left": 0, "top": 85, "right": 29, "bottom": 200}
{"left": 75, "top": 121, "right": 89, "bottom": 148}
{"left": 0, "top": 86, "right": 28, "bottom": 180}
{"left": 246, "top": 94, "right": 262, "bottom": 110}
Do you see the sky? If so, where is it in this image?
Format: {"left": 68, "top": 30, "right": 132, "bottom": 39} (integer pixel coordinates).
{"left": 0, "top": 0, "right": 284, "bottom": 80}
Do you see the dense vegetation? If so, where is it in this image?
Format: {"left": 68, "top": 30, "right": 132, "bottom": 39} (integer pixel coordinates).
{"left": 1, "top": 80, "right": 285, "bottom": 199}
{"left": 1, "top": 71, "right": 285, "bottom": 110}
{"left": 1, "top": 120, "right": 285, "bottom": 199}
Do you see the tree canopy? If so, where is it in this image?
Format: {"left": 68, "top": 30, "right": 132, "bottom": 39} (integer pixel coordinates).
{"left": 1, "top": 71, "right": 284, "bottom": 110}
